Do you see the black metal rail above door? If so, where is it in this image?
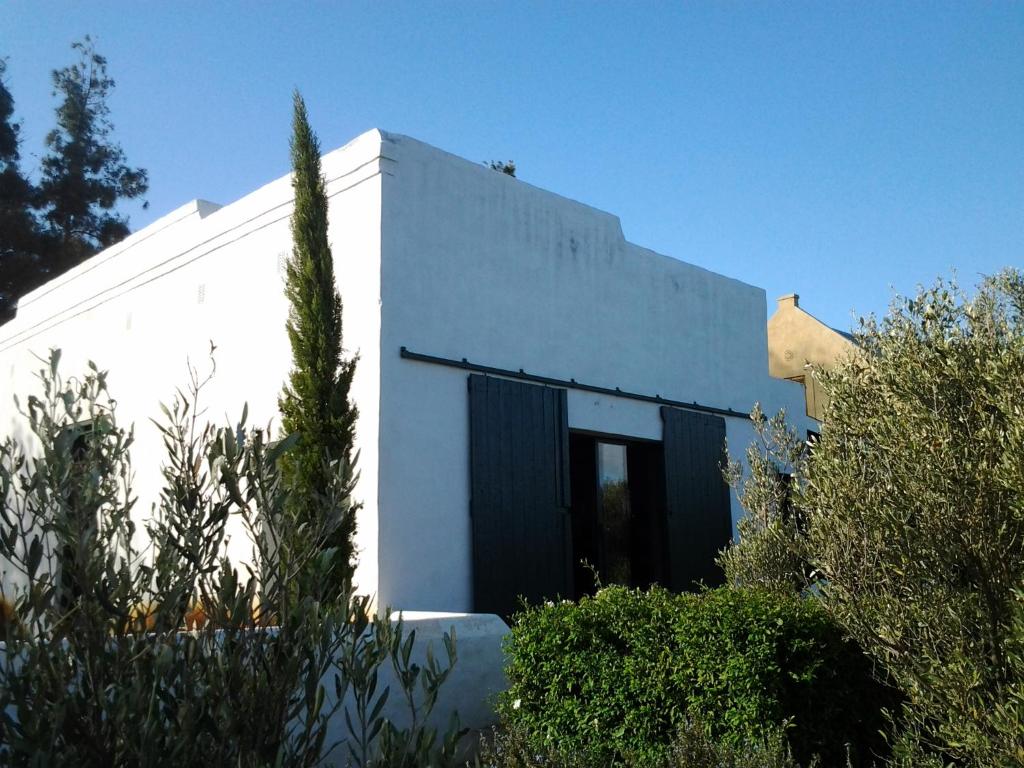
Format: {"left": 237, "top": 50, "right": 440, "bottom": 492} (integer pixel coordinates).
{"left": 399, "top": 346, "right": 752, "bottom": 421}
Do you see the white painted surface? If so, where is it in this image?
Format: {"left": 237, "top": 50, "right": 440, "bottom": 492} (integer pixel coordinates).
{"left": 375, "top": 132, "right": 813, "bottom": 610}
{"left": 321, "top": 611, "right": 509, "bottom": 766}
{"left": 0, "top": 129, "right": 386, "bottom": 598}
{"left": 0, "top": 128, "right": 813, "bottom": 613}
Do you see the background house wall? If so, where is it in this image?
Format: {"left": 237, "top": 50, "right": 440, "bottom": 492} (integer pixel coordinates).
{"left": 767, "top": 293, "right": 857, "bottom": 421}
{"left": 375, "top": 132, "right": 812, "bottom": 612}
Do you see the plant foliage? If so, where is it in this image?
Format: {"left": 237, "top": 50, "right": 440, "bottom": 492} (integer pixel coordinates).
{"left": 723, "top": 270, "right": 1024, "bottom": 766}
{"left": 485, "top": 160, "right": 516, "bottom": 177}
{"left": 498, "top": 586, "right": 892, "bottom": 767}
{"left": 806, "top": 271, "right": 1024, "bottom": 766}
{"left": 279, "top": 91, "right": 359, "bottom": 596}
{"left": 0, "top": 38, "right": 147, "bottom": 323}
{"left": 0, "top": 352, "right": 462, "bottom": 767}
{"left": 474, "top": 719, "right": 805, "bottom": 768}
{"left": 38, "top": 36, "right": 148, "bottom": 269}
{"left": 719, "top": 404, "right": 814, "bottom": 594}
{"left": 0, "top": 57, "right": 42, "bottom": 323}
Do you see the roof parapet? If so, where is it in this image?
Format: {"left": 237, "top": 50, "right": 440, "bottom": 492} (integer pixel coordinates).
{"left": 777, "top": 293, "right": 799, "bottom": 309}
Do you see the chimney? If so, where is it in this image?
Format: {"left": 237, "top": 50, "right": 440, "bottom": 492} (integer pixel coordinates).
{"left": 777, "top": 293, "right": 799, "bottom": 310}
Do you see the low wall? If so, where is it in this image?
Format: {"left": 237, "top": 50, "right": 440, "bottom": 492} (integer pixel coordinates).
{"left": 0, "top": 611, "right": 510, "bottom": 764}
{"left": 320, "top": 611, "right": 510, "bottom": 764}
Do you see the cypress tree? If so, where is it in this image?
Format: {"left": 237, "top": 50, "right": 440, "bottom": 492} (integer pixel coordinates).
{"left": 279, "top": 92, "right": 358, "bottom": 596}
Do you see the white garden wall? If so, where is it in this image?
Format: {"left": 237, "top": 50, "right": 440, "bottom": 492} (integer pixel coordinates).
{"left": 322, "top": 611, "right": 509, "bottom": 764}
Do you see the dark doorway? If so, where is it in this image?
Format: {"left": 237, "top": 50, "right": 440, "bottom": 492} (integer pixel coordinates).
{"left": 466, "top": 374, "right": 732, "bottom": 615}
{"left": 569, "top": 432, "right": 667, "bottom": 597}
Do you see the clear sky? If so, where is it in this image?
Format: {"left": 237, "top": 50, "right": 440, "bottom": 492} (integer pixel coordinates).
{"left": 2, "top": 2, "right": 1021, "bottom": 331}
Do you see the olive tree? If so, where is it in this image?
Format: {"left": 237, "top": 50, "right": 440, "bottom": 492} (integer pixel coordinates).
{"left": 723, "top": 270, "right": 1024, "bottom": 766}
{"left": 808, "top": 271, "right": 1024, "bottom": 765}
{"left": 0, "top": 352, "right": 462, "bottom": 767}
{"left": 718, "top": 404, "right": 815, "bottom": 595}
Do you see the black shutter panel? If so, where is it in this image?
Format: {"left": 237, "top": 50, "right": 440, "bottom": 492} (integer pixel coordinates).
{"left": 661, "top": 406, "right": 732, "bottom": 591}
{"left": 469, "top": 374, "right": 572, "bottom": 617}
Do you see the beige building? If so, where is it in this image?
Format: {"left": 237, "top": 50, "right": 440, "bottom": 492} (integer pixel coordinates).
{"left": 767, "top": 294, "right": 856, "bottom": 422}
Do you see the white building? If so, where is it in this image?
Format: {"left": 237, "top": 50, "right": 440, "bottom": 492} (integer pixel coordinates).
{"left": 0, "top": 129, "right": 813, "bottom": 615}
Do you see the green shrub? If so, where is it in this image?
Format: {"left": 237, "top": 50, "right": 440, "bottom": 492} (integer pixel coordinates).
{"left": 723, "top": 270, "right": 1024, "bottom": 766}
{"left": 473, "top": 725, "right": 598, "bottom": 768}
{"left": 665, "top": 717, "right": 805, "bottom": 768}
{"left": 803, "top": 271, "right": 1024, "bottom": 767}
{"left": 474, "top": 720, "right": 805, "bottom": 768}
{"left": 498, "top": 587, "right": 678, "bottom": 765}
{"left": 499, "top": 586, "right": 893, "bottom": 766}
{"left": 670, "top": 588, "right": 893, "bottom": 766}
{"left": 0, "top": 352, "right": 463, "bottom": 767}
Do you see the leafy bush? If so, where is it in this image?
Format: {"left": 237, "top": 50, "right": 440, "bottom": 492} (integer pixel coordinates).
{"left": 473, "top": 725, "right": 597, "bottom": 768}
{"left": 665, "top": 718, "right": 805, "bottom": 768}
{"left": 499, "top": 586, "right": 892, "bottom": 767}
{"left": 805, "top": 271, "right": 1024, "bottom": 767}
{"left": 473, "top": 720, "right": 806, "bottom": 768}
{"left": 0, "top": 351, "right": 463, "bottom": 767}
{"left": 723, "top": 270, "right": 1024, "bottom": 766}
{"left": 670, "top": 589, "right": 893, "bottom": 766}
{"left": 499, "top": 587, "right": 678, "bottom": 764}
{"left": 718, "top": 404, "right": 814, "bottom": 594}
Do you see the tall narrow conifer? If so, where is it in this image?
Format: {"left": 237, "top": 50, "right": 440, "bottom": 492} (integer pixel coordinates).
{"left": 279, "top": 92, "right": 358, "bottom": 594}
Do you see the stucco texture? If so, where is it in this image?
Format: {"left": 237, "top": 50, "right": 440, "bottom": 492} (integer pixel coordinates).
{"left": 766, "top": 294, "right": 856, "bottom": 421}
{"left": 0, "top": 128, "right": 814, "bottom": 613}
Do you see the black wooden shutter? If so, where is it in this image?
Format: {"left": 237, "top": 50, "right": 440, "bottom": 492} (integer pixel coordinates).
{"left": 469, "top": 374, "right": 571, "bottom": 617}
{"left": 661, "top": 406, "right": 732, "bottom": 591}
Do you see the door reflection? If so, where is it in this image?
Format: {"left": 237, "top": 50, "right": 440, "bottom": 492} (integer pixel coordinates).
{"left": 597, "top": 442, "right": 632, "bottom": 586}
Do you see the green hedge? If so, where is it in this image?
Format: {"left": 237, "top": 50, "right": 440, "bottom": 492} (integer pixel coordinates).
{"left": 474, "top": 720, "right": 802, "bottom": 768}
{"left": 498, "top": 586, "right": 896, "bottom": 766}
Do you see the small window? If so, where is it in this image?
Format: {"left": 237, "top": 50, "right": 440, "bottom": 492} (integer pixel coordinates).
{"left": 597, "top": 443, "right": 632, "bottom": 586}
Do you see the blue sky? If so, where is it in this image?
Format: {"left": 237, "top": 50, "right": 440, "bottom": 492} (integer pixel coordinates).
{"left": 2, "top": 2, "right": 1021, "bottom": 331}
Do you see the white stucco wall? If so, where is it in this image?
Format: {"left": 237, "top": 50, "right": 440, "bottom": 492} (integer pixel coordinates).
{"left": 0, "top": 129, "right": 386, "bottom": 598}
{"left": 0, "top": 127, "right": 812, "bottom": 614}
{"left": 322, "top": 611, "right": 509, "bottom": 764}
{"left": 375, "top": 132, "right": 812, "bottom": 612}
{"left": 0, "top": 128, "right": 816, "bottom": 735}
